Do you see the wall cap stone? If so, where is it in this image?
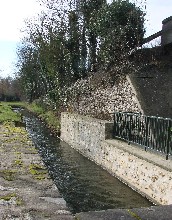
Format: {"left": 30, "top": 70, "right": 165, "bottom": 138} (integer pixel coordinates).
{"left": 61, "top": 112, "right": 113, "bottom": 124}
{"left": 104, "top": 139, "right": 172, "bottom": 172}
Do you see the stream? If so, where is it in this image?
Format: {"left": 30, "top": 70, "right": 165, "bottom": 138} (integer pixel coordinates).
{"left": 21, "top": 110, "right": 152, "bottom": 214}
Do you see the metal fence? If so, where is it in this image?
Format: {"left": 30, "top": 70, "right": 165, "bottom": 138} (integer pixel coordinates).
{"left": 113, "top": 112, "right": 172, "bottom": 160}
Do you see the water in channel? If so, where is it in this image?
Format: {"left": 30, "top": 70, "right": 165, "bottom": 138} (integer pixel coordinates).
{"left": 22, "top": 110, "right": 152, "bottom": 214}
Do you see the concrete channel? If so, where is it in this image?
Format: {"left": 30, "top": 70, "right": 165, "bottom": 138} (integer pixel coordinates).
{"left": 1, "top": 110, "right": 171, "bottom": 219}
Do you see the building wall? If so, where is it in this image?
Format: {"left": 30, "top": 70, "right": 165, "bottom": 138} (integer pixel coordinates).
{"left": 128, "top": 66, "right": 172, "bottom": 118}
{"left": 61, "top": 112, "right": 172, "bottom": 205}
{"left": 162, "top": 16, "right": 172, "bottom": 46}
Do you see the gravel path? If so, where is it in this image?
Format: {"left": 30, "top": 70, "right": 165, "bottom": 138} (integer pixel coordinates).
{"left": 0, "top": 122, "right": 74, "bottom": 220}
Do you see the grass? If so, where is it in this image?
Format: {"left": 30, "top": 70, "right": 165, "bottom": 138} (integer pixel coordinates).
{"left": 0, "top": 102, "right": 22, "bottom": 123}
{"left": 0, "top": 101, "right": 61, "bottom": 134}
{"left": 39, "top": 110, "right": 60, "bottom": 132}
{"left": 4, "top": 102, "right": 25, "bottom": 108}
{"left": 25, "top": 102, "right": 45, "bottom": 115}
{"left": 25, "top": 102, "right": 60, "bottom": 134}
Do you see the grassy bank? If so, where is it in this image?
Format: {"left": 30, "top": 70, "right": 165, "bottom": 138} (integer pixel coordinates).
{"left": 25, "top": 102, "right": 61, "bottom": 135}
{"left": 0, "top": 102, "right": 23, "bottom": 123}
{"left": 0, "top": 101, "right": 60, "bottom": 134}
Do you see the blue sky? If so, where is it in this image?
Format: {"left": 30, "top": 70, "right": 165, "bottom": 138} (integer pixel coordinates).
{"left": 0, "top": 0, "right": 41, "bottom": 78}
{"left": 0, "top": 0, "right": 172, "bottom": 78}
{"left": 0, "top": 41, "right": 18, "bottom": 77}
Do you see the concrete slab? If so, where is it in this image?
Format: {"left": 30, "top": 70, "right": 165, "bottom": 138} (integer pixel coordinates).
{"left": 0, "top": 123, "right": 74, "bottom": 220}
{"left": 75, "top": 205, "right": 172, "bottom": 220}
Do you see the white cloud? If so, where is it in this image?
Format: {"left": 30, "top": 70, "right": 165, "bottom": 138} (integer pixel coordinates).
{"left": 0, "top": 0, "right": 42, "bottom": 41}
{"left": 145, "top": 0, "right": 172, "bottom": 36}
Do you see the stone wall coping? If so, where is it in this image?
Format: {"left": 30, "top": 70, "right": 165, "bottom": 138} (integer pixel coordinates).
{"left": 61, "top": 112, "right": 113, "bottom": 124}
{"left": 104, "top": 139, "right": 172, "bottom": 172}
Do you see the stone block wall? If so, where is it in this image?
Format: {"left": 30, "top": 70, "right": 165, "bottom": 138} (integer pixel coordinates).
{"left": 61, "top": 112, "right": 172, "bottom": 205}
{"left": 60, "top": 112, "right": 113, "bottom": 161}
{"left": 101, "top": 140, "right": 172, "bottom": 205}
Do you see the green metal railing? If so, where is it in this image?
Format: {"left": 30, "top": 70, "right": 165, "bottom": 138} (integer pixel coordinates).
{"left": 113, "top": 112, "right": 172, "bottom": 160}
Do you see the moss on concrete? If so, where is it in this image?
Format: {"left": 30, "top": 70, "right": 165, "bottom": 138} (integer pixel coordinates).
{"left": 1, "top": 169, "right": 17, "bottom": 181}
{"left": 0, "top": 193, "right": 23, "bottom": 206}
{"left": 29, "top": 163, "right": 47, "bottom": 180}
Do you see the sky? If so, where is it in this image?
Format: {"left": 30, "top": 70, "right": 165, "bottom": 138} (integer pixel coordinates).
{"left": 0, "top": 0, "right": 172, "bottom": 78}
{"left": 0, "top": 0, "right": 42, "bottom": 78}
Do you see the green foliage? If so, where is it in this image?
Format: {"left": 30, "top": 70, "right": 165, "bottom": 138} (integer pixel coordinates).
{"left": 90, "top": 0, "right": 145, "bottom": 68}
{"left": 78, "top": 0, "right": 106, "bottom": 72}
{"left": 26, "top": 101, "right": 60, "bottom": 133}
{"left": 40, "top": 110, "right": 60, "bottom": 131}
{"left": 17, "top": 15, "right": 75, "bottom": 103}
{"left": 0, "top": 102, "right": 22, "bottom": 123}
{"left": 92, "top": 1, "right": 145, "bottom": 46}
{"left": 68, "top": 10, "right": 81, "bottom": 79}
{"left": 17, "top": 44, "right": 47, "bottom": 102}
{"left": 26, "top": 101, "right": 45, "bottom": 115}
{"left": 16, "top": 0, "right": 146, "bottom": 104}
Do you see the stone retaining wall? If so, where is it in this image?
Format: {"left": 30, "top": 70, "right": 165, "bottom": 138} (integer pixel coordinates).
{"left": 60, "top": 72, "right": 141, "bottom": 120}
{"left": 61, "top": 112, "right": 172, "bottom": 205}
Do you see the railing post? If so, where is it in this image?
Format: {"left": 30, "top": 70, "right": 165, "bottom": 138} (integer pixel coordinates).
{"left": 144, "top": 116, "right": 148, "bottom": 151}
{"left": 113, "top": 113, "right": 116, "bottom": 138}
{"left": 166, "top": 120, "right": 172, "bottom": 160}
